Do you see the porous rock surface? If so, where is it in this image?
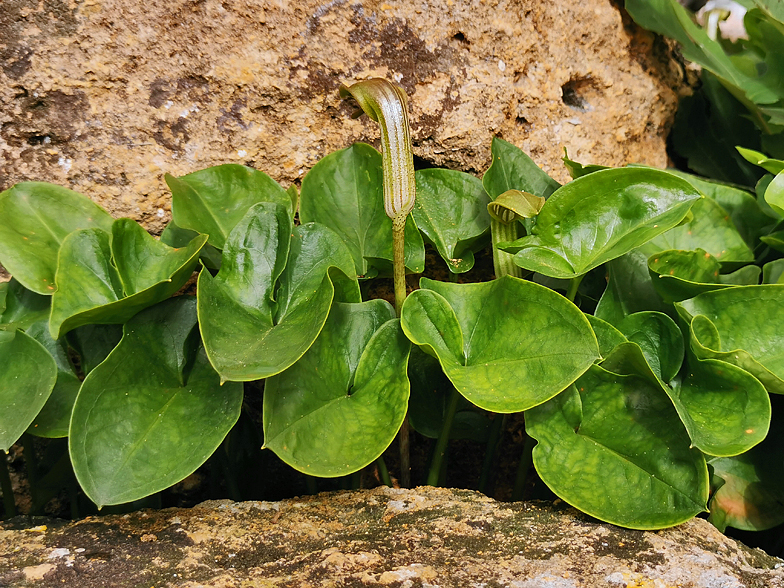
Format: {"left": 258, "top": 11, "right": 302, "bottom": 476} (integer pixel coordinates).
{"left": 0, "top": 486, "right": 782, "bottom": 587}
{"left": 0, "top": 0, "right": 683, "bottom": 235}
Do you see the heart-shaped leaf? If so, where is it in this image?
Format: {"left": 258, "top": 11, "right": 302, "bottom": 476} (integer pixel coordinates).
{"left": 648, "top": 249, "right": 760, "bottom": 303}
{"left": 526, "top": 365, "right": 709, "bottom": 529}
{"left": 0, "top": 279, "right": 50, "bottom": 329}
{"left": 644, "top": 197, "right": 754, "bottom": 264}
{"left": 498, "top": 168, "right": 702, "bottom": 278}
{"left": 24, "top": 321, "right": 81, "bottom": 439}
{"left": 585, "top": 314, "right": 626, "bottom": 358}
{"left": 594, "top": 249, "right": 671, "bottom": 327}
{"left": 763, "top": 259, "right": 784, "bottom": 284}
{"left": 412, "top": 169, "right": 491, "bottom": 273}
{"left": 160, "top": 219, "right": 223, "bottom": 269}
{"left": 677, "top": 286, "right": 784, "bottom": 394}
{"left": 165, "top": 164, "right": 292, "bottom": 249}
{"left": 616, "top": 311, "right": 684, "bottom": 383}
{"left": 482, "top": 137, "right": 560, "bottom": 199}
{"left": 0, "top": 327, "right": 57, "bottom": 451}
{"left": 49, "top": 219, "right": 207, "bottom": 339}
{"left": 198, "top": 202, "right": 360, "bottom": 382}
{"left": 69, "top": 297, "right": 243, "bottom": 508}
{"left": 299, "top": 143, "right": 424, "bottom": 278}
{"left": 263, "top": 300, "right": 409, "bottom": 476}
{"left": 0, "top": 182, "right": 114, "bottom": 294}
{"left": 708, "top": 435, "right": 784, "bottom": 532}
{"left": 401, "top": 276, "right": 599, "bottom": 412}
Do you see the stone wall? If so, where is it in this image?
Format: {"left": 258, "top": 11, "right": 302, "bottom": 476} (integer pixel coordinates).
{"left": 1, "top": 0, "right": 684, "bottom": 236}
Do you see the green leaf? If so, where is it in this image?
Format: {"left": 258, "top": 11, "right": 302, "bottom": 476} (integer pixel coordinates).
{"left": 0, "top": 279, "right": 50, "bottom": 330}
{"left": 526, "top": 366, "right": 709, "bottom": 529}
{"left": 761, "top": 229, "right": 784, "bottom": 253}
{"left": 483, "top": 137, "right": 560, "bottom": 199}
{"left": 671, "top": 357, "right": 770, "bottom": 457}
{"left": 763, "top": 258, "right": 784, "bottom": 283}
{"left": 401, "top": 276, "right": 599, "bottom": 412}
{"left": 24, "top": 321, "right": 81, "bottom": 438}
{"left": 594, "top": 249, "right": 671, "bottom": 327}
{"left": 648, "top": 249, "right": 760, "bottom": 302}
{"left": 69, "top": 297, "right": 243, "bottom": 508}
{"left": 198, "top": 202, "right": 360, "bottom": 382}
{"left": 160, "top": 219, "right": 222, "bottom": 269}
{"left": 264, "top": 301, "right": 409, "bottom": 476}
{"left": 561, "top": 150, "right": 609, "bottom": 179}
{"left": 412, "top": 169, "right": 491, "bottom": 273}
{"left": 585, "top": 314, "right": 626, "bottom": 358}
{"left": 300, "top": 143, "right": 425, "bottom": 277}
{"left": 616, "top": 311, "right": 684, "bottom": 382}
{"left": 499, "top": 168, "right": 702, "bottom": 278}
{"left": 665, "top": 170, "right": 775, "bottom": 249}
{"left": 709, "top": 437, "right": 784, "bottom": 532}
{"left": 49, "top": 220, "right": 207, "bottom": 339}
{"left": 737, "top": 146, "right": 784, "bottom": 174}
{"left": 764, "top": 171, "right": 784, "bottom": 217}
{"left": 645, "top": 197, "right": 754, "bottom": 263}
{"left": 0, "top": 327, "right": 57, "bottom": 451}
{"left": 677, "top": 286, "right": 784, "bottom": 394}
{"left": 407, "top": 347, "right": 491, "bottom": 442}
{"left": 165, "top": 164, "right": 291, "bottom": 250}
{"left": 0, "top": 182, "right": 114, "bottom": 294}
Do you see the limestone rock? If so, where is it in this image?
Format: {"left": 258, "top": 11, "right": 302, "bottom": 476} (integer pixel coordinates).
{"left": 0, "top": 0, "right": 683, "bottom": 235}
{"left": 0, "top": 486, "right": 781, "bottom": 587}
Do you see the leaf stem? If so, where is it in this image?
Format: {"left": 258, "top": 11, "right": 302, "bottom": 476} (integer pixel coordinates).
{"left": 398, "top": 418, "right": 411, "bottom": 488}
{"left": 1, "top": 453, "right": 16, "bottom": 518}
{"left": 491, "top": 219, "right": 523, "bottom": 279}
{"left": 511, "top": 433, "right": 536, "bottom": 502}
{"left": 392, "top": 214, "right": 407, "bottom": 316}
{"left": 427, "top": 386, "right": 460, "bottom": 486}
{"left": 478, "top": 414, "right": 506, "bottom": 495}
{"left": 566, "top": 275, "right": 584, "bottom": 303}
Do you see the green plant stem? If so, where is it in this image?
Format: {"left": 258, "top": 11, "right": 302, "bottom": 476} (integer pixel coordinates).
{"left": 478, "top": 414, "right": 507, "bottom": 495}
{"left": 427, "top": 387, "right": 461, "bottom": 487}
{"left": 392, "top": 214, "right": 407, "bottom": 316}
{"left": 511, "top": 434, "right": 537, "bottom": 502}
{"left": 21, "top": 433, "right": 39, "bottom": 506}
{"left": 491, "top": 219, "right": 523, "bottom": 279}
{"left": 305, "top": 475, "right": 318, "bottom": 495}
{"left": 376, "top": 457, "right": 392, "bottom": 487}
{"left": 398, "top": 418, "right": 411, "bottom": 488}
{"left": 566, "top": 275, "right": 584, "bottom": 303}
{"left": 1, "top": 454, "right": 16, "bottom": 518}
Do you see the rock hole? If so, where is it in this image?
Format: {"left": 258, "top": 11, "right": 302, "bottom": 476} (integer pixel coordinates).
{"left": 561, "top": 77, "right": 594, "bottom": 111}
{"left": 515, "top": 116, "right": 531, "bottom": 131}
{"left": 452, "top": 31, "right": 469, "bottom": 44}
{"left": 413, "top": 154, "right": 437, "bottom": 170}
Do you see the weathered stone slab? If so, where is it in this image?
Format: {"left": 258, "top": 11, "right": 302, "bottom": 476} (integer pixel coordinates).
{"left": 1, "top": 0, "right": 683, "bottom": 235}
{"left": 1, "top": 486, "right": 781, "bottom": 587}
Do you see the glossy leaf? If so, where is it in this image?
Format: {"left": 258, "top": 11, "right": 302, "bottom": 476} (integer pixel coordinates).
{"left": 412, "top": 169, "right": 491, "bottom": 273}
{"left": 165, "top": 164, "right": 291, "bottom": 249}
{"left": 263, "top": 301, "right": 409, "bottom": 476}
{"left": 49, "top": 220, "right": 207, "bottom": 339}
{"left": 763, "top": 259, "right": 784, "bottom": 283}
{"left": 0, "top": 182, "right": 114, "bottom": 294}
{"left": 761, "top": 229, "right": 784, "bottom": 253}
{"left": 69, "top": 297, "right": 243, "bottom": 508}
{"left": 482, "top": 137, "right": 560, "bottom": 199}
{"left": 709, "top": 438, "right": 784, "bottom": 532}
{"left": 645, "top": 197, "right": 754, "bottom": 263}
{"left": 648, "top": 249, "right": 760, "bottom": 302}
{"left": 562, "top": 150, "right": 608, "bottom": 179}
{"left": 585, "top": 314, "right": 626, "bottom": 358}
{"left": 0, "top": 328, "right": 57, "bottom": 451}
{"left": 0, "top": 279, "right": 50, "bottom": 330}
{"left": 616, "top": 311, "right": 683, "bottom": 383}
{"left": 299, "top": 143, "right": 424, "bottom": 277}
{"left": 24, "top": 321, "right": 81, "bottom": 438}
{"left": 677, "top": 286, "right": 784, "bottom": 394}
{"left": 526, "top": 365, "right": 709, "bottom": 529}
{"left": 594, "top": 249, "right": 671, "bottom": 327}
{"left": 665, "top": 170, "right": 775, "bottom": 249}
{"left": 764, "top": 171, "right": 784, "bottom": 217}
{"left": 198, "top": 202, "right": 360, "bottom": 382}
{"left": 737, "top": 147, "right": 784, "bottom": 175}
{"left": 65, "top": 324, "right": 123, "bottom": 375}
{"left": 401, "top": 276, "right": 599, "bottom": 413}
{"left": 498, "top": 168, "right": 702, "bottom": 278}
{"left": 160, "top": 219, "right": 222, "bottom": 269}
